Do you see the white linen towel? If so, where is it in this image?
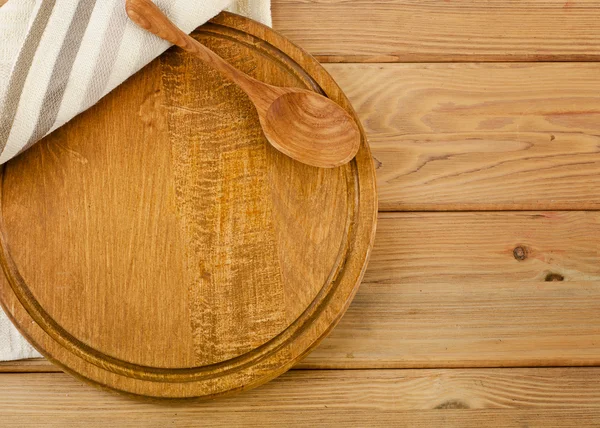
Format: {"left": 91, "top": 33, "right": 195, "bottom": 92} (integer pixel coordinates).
{"left": 0, "top": 0, "right": 271, "bottom": 361}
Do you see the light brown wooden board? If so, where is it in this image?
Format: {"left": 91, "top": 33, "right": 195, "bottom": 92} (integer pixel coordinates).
{"left": 5, "top": 409, "right": 599, "bottom": 428}
{"left": 3, "top": 211, "right": 600, "bottom": 371}
{"left": 325, "top": 63, "right": 600, "bottom": 211}
{"left": 0, "top": 13, "right": 377, "bottom": 398}
{"left": 272, "top": 0, "right": 600, "bottom": 62}
{"left": 3, "top": 369, "right": 600, "bottom": 426}
{"left": 0, "top": 359, "right": 56, "bottom": 373}
{"left": 301, "top": 212, "right": 600, "bottom": 368}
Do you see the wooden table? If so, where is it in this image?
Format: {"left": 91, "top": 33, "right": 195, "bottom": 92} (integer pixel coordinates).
{"left": 2, "top": 0, "right": 600, "bottom": 426}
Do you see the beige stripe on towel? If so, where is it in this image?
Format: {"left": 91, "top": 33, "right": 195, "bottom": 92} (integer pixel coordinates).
{"left": 0, "top": 0, "right": 56, "bottom": 156}
{"left": 20, "top": 0, "right": 98, "bottom": 154}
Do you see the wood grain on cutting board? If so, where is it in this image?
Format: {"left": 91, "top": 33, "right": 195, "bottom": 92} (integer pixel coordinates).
{"left": 0, "top": 13, "right": 376, "bottom": 398}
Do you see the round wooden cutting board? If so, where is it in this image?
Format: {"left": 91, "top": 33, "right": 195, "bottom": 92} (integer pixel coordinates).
{"left": 0, "top": 12, "right": 377, "bottom": 399}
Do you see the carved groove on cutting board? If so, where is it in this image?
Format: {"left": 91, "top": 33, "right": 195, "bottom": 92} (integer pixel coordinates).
{"left": 200, "top": 24, "right": 324, "bottom": 95}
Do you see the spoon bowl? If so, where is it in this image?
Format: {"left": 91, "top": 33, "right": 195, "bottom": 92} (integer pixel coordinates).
{"left": 262, "top": 91, "right": 360, "bottom": 168}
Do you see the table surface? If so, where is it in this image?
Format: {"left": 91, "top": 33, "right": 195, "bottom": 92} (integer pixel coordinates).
{"left": 2, "top": 0, "right": 600, "bottom": 426}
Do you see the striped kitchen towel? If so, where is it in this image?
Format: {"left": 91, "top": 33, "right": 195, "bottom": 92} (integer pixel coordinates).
{"left": 0, "top": 0, "right": 271, "bottom": 361}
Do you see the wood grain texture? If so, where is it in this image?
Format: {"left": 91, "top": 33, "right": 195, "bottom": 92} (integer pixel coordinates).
{"left": 324, "top": 62, "right": 600, "bottom": 211}
{"left": 272, "top": 0, "right": 600, "bottom": 62}
{"left": 300, "top": 212, "right": 600, "bottom": 368}
{"left": 126, "top": 0, "right": 361, "bottom": 168}
{"left": 5, "top": 409, "right": 599, "bottom": 428}
{"left": 0, "top": 13, "right": 377, "bottom": 398}
{"left": 3, "top": 369, "right": 600, "bottom": 426}
{"left": 0, "top": 359, "right": 56, "bottom": 373}
{"left": 3, "top": 211, "right": 600, "bottom": 371}
{"left": 2, "top": 5, "right": 599, "bottom": 428}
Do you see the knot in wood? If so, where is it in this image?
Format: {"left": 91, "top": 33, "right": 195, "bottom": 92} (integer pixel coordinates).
{"left": 513, "top": 246, "right": 527, "bottom": 261}
{"left": 545, "top": 273, "right": 565, "bottom": 282}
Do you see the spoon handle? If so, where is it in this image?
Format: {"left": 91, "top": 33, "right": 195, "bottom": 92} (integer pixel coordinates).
{"left": 126, "top": 0, "right": 262, "bottom": 97}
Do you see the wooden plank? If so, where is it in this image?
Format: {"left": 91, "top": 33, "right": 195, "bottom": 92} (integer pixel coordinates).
{"left": 325, "top": 62, "right": 600, "bottom": 211}
{"left": 0, "top": 359, "right": 57, "bottom": 373}
{"left": 299, "top": 212, "right": 600, "bottom": 368}
{"left": 5, "top": 211, "right": 600, "bottom": 371}
{"left": 366, "top": 212, "right": 599, "bottom": 284}
{"left": 272, "top": 0, "right": 600, "bottom": 62}
{"left": 6, "top": 410, "right": 600, "bottom": 428}
{"left": 2, "top": 369, "right": 600, "bottom": 426}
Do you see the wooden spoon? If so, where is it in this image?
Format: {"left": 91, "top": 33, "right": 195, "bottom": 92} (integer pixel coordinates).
{"left": 125, "top": 0, "right": 360, "bottom": 168}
